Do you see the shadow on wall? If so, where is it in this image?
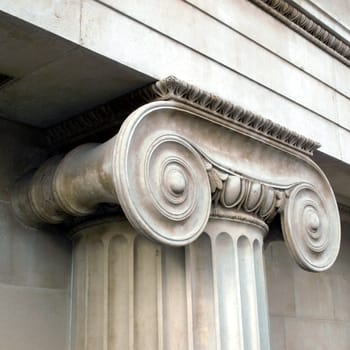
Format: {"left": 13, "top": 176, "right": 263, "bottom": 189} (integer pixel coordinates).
{"left": 265, "top": 218, "right": 350, "bottom": 350}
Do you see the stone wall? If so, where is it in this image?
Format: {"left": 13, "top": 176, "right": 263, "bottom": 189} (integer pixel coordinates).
{"left": 0, "top": 118, "right": 71, "bottom": 350}
{"left": 266, "top": 218, "right": 350, "bottom": 350}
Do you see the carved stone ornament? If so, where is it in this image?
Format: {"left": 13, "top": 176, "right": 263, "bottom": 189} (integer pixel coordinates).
{"left": 44, "top": 76, "right": 320, "bottom": 154}
{"left": 248, "top": 0, "right": 350, "bottom": 67}
{"left": 12, "top": 79, "right": 340, "bottom": 272}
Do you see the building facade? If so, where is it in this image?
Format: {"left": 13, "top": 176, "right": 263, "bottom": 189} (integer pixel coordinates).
{"left": 0, "top": 1, "right": 350, "bottom": 349}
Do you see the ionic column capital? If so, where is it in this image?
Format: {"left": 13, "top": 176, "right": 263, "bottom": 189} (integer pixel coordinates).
{"left": 11, "top": 78, "right": 340, "bottom": 272}
{"left": 203, "top": 157, "right": 339, "bottom": 272}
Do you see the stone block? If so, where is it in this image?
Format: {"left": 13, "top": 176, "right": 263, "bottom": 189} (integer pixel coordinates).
{"left": 0, "top": 201, "right": 71, "bottom": 289}
{"left": 270, "top": 316, "right": 286, "bottom": 350}
{"left": 329, "top": 220, "right": 350, "bottom": 274}
{"left": 0, "top": 283, "right": 68, "bottom": 350}
{"left": 0, "top": 0, "right": 81, "bottom": 43}
{"left": 0, "top": 12, "right": 75, "bottom": 77}
{"left": 294, "top": 267, "right": 334, "bottom": 320}
{"left": 266, "top": 251, "right": 296, "bottom": 317}
{"left": 0, "top": 118, "right": 45, "bottom": 201}
{"left": 332, "top": 272, "right": 350, "bottom": 321}
{"left": 97, "top": 0, "right": 342, "bottom": 127}
{"left": 285, "top": 318, "right": 350, "bottom": 350}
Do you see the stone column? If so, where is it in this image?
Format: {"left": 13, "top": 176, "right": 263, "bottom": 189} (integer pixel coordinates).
{"left": 70, "top": 215, "right": 270, "bottom": 350}
{"left": 200, "top": 218, "right": 270, "bottom": 350}
{"left": 71, "top": 218, "right": 191, "bottom": 350}
{"left": 11, "top": 79, "right": 341, "bottom": 350}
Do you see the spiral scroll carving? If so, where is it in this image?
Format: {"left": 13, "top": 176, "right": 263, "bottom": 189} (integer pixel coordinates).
{"left": 114, "top": 131, "right": 211, "bottom": 246}
{"left": 281, "top": 184, "right": 340, "bottom": 272}
{"left": 145, "top": 136, "right": 201, "bottom": 222}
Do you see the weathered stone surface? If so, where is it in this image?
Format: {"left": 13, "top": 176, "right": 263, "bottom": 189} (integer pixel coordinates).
{"left": 0, "top": 284, "right": 68, "bottom": 350}
{"left": 294, "top": 268, "right": 334, "bottom": 319}
{"left": 0, "top": 202, "right": 70, "bottom": 350}
{"left": 265, "top": 243, "right": 296, "bottom": 317}
{"left": 0, "top": 117, "right": 71, "bottom": 350}
{"left": 0, "top": 118, "right": 45, "bottom": 201}
{"left": 248, "top": 0, "right": 350, "bottom": 67}
{"left": 332, "top": 272, "right": 350, "bottom": 321}
{"left": 0, "top": 0, "right": 81, "bottom": 42}
{"left": 284, "top": 318, "right": 350, "bottom": 350}
{"left": 265, "top": 234, "right": 350, "bottom": 349}
{"left": 270, "top": 316, "right": 286, "bottom": 350}
{"left": 0, "top": 201, "right": 71, "bottom": 288}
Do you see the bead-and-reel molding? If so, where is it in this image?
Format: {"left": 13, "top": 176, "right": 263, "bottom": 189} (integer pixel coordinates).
{"left": 281, "top": 183, "right": 340, "bottom": 272}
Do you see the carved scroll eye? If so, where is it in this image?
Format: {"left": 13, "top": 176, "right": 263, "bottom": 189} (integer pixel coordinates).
{"left": 281, "top": 183, "right": 340, "bottom": 272}
{"left": 146, "top": 138, "right": 198, "bottom": 222}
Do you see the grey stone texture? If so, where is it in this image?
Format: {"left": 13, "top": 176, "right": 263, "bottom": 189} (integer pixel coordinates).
{"left": 0, "top": 200, "right": 71, "bottom": 350}
{"left": 0, "top": 118, "right": 71, "bottom": 350}
{"left": 265, "top": 219, "right": 350, "bottom": 350}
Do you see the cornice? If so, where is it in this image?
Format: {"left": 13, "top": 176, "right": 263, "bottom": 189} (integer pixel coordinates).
{"left": 45, "top": 76, "right": 320, "bottom": 155}
{"left": 248, "top": 0, "right": 350, "bottom": 67}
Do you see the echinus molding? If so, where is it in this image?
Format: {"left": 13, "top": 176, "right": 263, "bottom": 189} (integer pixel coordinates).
{"left": 248, "top": 0, "right": 350, "bottom": 67}
{"left": 45, "top": 76, "right": 320, "bottom": 155}
{"left": 12, "top": 84, "right": 340, "bottom": 272}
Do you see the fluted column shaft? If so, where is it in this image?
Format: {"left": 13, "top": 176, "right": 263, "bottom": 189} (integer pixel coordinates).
{"left": 71, "top": 217, "right": 270, "bottom": 350}
{"left": 200, "top": 218, "right": 270, "bottom": 350}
